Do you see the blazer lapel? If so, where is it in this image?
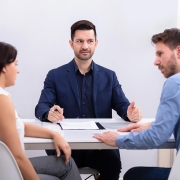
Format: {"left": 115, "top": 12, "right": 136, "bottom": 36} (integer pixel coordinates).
{"left": 93, "top": 62, "right": 100, "bottom": 116}
{"left": 66, "top": 60, "right": 81, "bottom": 109}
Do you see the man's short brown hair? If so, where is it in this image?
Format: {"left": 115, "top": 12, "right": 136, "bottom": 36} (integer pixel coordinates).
{"left": 71, "top": 20, "right": 97, "bottom": 40}
{"left": 152, "top": 28, "right": 180, "bottom": 50}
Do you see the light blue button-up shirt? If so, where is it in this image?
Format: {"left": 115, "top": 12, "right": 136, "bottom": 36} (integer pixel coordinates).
{"left": 116, "top": 72, "right": 180, "bottom": 151}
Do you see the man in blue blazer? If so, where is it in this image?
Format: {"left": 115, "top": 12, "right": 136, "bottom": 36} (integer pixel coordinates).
{"left": 35, "top": 20, "right": 142, "bottom": 180}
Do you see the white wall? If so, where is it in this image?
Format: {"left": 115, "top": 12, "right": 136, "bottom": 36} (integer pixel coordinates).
{"left": 0, "top": 0, "right": 178, "bottom": 178}
{"left": 0, "top": 0, "right": 177, "bottom": 119}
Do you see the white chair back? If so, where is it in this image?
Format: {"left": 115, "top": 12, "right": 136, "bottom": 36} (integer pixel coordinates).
{"left": 0, "top": 141, "right": 23, "bottom": 180}
{"left": 168, "top": 150, "right": 180, "bottom": 180}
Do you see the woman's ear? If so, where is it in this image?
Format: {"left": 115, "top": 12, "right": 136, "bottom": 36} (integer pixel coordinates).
{"left": 2, "top": 66, "right": 7, "bottom": 73}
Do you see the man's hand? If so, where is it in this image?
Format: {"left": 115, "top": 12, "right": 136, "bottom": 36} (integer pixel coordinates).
{"left": 52, "top": 132, "right": 71, "bottom": 164}
{"left": 118, "top": 122, "right": 152, "bottom": 132}
{"left": 48, "top": 105, "right": 64, "bottom": 122}
{"left": 127, "top": 101, "right": 142, "bottom": 122}
{"left": 93, "top": 131, "right": 119, "bottom": 147}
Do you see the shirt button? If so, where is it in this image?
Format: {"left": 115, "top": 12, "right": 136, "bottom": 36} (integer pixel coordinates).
{"left": 83, "top": 89, "right": 85, "bottom": 91}
{"left": 83, "top": 102, "right": 85, "bottom": 105}
{"left": 83, "top": 115, "right": 85, "bottom": 117}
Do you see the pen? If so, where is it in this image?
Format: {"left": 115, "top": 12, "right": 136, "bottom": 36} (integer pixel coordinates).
{"left": 57, "top": 123, "right": 63, "bottom": 130}
{"left": 52, "top": 109, "right": 57, "bottom": 112}
{"left": 52, "top": 108, "right": 64, "bottom": 112}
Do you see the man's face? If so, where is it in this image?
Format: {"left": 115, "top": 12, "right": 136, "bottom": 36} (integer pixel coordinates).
{"left": 154, "top": 42, "right": 178, "bottom": 78}
{"left": 69, "top": 30, "right": 98, "bottom": 61}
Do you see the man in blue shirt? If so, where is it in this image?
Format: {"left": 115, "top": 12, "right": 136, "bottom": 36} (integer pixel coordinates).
{"left": 35, "top": 20, "right": 142, "bottom": 180}
{"left": 93, "top": 28, "right": 180, "bottom": 180}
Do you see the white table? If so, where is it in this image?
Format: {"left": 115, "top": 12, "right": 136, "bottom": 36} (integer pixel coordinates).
{"left": 24, "top": 118, "right": 176, "bottom": 150}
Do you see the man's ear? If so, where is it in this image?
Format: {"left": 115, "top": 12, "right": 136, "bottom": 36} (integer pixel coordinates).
{"left": 176, "top": 45, "right": 180, "bottom": 58}
{"left": 95, "top": 40, "right": 98, "bottom": 47}
{"left": 69, "top": 40, "right": 73, "bottom": 49}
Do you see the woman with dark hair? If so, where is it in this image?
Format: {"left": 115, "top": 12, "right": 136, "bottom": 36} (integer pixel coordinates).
{"left": 0, "top": 42, "right": 81, "bottom": 180}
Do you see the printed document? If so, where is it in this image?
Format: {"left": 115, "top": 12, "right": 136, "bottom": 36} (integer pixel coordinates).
{"left": 55, "top": 121, "right": 99, "bottom": 130}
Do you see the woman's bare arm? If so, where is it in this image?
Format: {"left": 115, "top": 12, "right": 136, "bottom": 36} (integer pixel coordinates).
{"left": 0, "top": 95, "right": 39, "bottom": 180}
{"left": 24, "top": 122, "right": 71, "bottom": 163}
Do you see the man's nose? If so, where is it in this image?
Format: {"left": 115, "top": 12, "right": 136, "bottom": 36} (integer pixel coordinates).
{"left": 82, "top": 42, "right": 88, "bottom": 49}
{"left": 154, "top": 57, "right": 160, "bottom": 66}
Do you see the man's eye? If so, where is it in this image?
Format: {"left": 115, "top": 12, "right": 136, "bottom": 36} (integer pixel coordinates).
{"left": 77, "top": 40, "right": 83, "bottom": 43}
{"left": 158, "top": 52, "right": 162, "bottom": 56}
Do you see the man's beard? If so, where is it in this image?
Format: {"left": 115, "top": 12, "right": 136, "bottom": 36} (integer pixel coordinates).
{"left": 75, "top": 50, "right": 94, "bottom": 61}
{"left": 159, "top": 53, "right": 177, "bottom": 78}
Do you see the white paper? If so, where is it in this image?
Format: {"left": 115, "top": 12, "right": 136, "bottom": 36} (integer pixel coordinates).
{"left": 57, "top": 121, "right": 99, "bottom": 130}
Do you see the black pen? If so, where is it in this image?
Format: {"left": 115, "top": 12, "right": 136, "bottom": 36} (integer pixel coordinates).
{"left": 52, "top": 109, "right": 58, "bottom": 112}
{"left": 57, "top": 123, "right": 63, "bottom": 130}
{"left": 52, "top": 108, "right": 64, "bottom": 112}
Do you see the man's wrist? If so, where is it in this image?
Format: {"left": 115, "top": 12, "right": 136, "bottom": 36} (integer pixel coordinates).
{"left": 124, "top": 113, "right": 130, "bottom": 121}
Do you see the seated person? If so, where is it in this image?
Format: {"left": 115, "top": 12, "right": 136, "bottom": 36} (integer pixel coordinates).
{"left": 93, "top": 28, "right": 180, "bottom": 180}
{"left": 0, "top": 42, "right": 81, "bottom": 180}
{"left": 35, "top": 20, "right": 142, "bottom": 180}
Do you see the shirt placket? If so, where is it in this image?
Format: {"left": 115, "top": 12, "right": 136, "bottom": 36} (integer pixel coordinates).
{"left": 81, "top": 74, "right": 86, "bottom": 118}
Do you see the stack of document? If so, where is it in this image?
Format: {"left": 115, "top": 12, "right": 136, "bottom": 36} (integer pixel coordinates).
{"left": 55, "top": 121, "right": 99, "bottom": 130}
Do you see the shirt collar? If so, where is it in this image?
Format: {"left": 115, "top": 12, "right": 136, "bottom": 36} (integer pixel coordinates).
{"left": 73, "top": 59, "right": 94, "bottom": 73}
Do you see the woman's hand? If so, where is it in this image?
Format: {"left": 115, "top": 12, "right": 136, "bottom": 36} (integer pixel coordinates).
{"left": 24, "top": 123, "right": 71, "bottom": 164}
{"left": 52, "top": 132, "right": 71, "bottom": 164}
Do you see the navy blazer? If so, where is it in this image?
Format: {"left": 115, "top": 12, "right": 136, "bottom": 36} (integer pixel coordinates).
{"left": 35, "top": 60, "right": 130, "bottom": 121}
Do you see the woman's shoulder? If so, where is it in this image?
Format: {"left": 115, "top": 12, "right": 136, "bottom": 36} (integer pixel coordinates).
{"left": 0, "top": 93, "right": 13, "bottom": 109}
{"left": 0, "top": 88, "right": 11, "bottom": 105}
{"left": 0, "top": 94, "right": 16, "bottom": 126}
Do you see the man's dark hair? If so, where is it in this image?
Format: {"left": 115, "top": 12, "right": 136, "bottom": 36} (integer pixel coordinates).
{"left": 71, "top": 20, "right": 97, "bottom": 40}
{"left": 0, "top": 42, "right": 17, "bottom": 73}
{"left": 152, "top": 28, "right": 180, "bottom": 50}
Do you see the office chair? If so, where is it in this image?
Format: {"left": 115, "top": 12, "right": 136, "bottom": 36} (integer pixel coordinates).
{"left": 0, "top": 141, "right": 24, "bottom": 180}
{"left": 168, "top": 150, "right": 180, "bottom": 180}
{"left": 0, "top": 141, "right": 62, "bottom": 180}
{"left": 79, "top": 167, "right": 100, "bottom": 180}
{"left": 0, "top": 140, "right": 100, "bottom": 180}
